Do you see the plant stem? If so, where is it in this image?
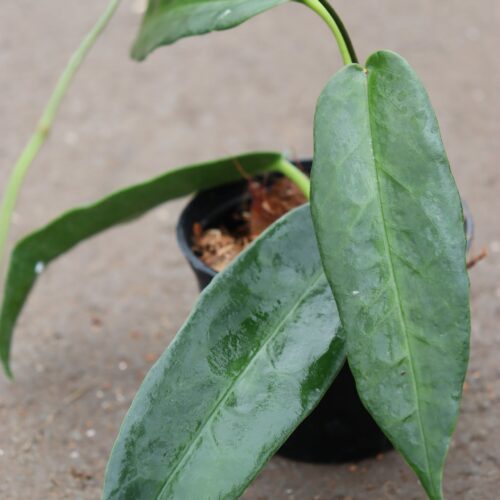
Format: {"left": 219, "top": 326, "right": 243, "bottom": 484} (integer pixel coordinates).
{"left": 318, "top": 0, "right": 358, "bottom": 63}
{"left": 0, "top": 0, "right": 122, "bottom": 276}
{"left": 301, "top": 0, "right": 354, "bottom": 65}
{"left": 274, "top": 159, "right": 311, "bottom": 199}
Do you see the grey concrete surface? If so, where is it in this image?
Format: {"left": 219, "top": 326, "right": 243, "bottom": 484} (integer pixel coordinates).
{"left": 0, "top": 1, "right": 499, "bottom": 498}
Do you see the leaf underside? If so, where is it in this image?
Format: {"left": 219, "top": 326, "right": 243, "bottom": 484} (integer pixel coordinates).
{"left": 103, "top": 205, "right": 345, "bottom": 499}
{"left": 131, "top": 0, "right": 289, "bottom": 60}
{"left": 311, "top": 50, "right": 470, "bottom": 500}
{"left": 0, "top": 152, "right": 283, "bottom": 377}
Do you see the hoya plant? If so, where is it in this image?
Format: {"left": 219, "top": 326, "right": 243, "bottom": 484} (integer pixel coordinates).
{"left": 0, "top": 1, "right": 470, "bottom": 499}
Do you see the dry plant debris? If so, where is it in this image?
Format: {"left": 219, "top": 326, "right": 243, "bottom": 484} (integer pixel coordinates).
{"left": 192, "top": 177, "right": 307, "bottom": 272}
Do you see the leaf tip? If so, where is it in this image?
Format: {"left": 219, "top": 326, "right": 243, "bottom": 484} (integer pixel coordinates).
{"left": 1, "top": 358, "right": 13, "bottom": 380}
{"left": 0, "top": 338, "right": 13, "bottom": 379}
{"left": 130, "top": 43, "right": 147, "bottom": 61}
{"left": 416, "top": 463, "right": 445, "bottom": 500}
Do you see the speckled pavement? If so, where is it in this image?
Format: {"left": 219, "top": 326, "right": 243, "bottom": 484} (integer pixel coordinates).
{"left": 0, "top": 1, "right": 499, "bottom": 498}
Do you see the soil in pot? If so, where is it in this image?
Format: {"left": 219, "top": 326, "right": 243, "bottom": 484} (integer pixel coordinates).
{"left": 191, "top": 175, "right": 307, "bottom": 272}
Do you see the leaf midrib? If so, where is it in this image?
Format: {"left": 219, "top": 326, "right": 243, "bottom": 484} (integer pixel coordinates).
{"left": 155, "top": 270, "right": 324, "bottom": 499}
{"left": 364, "top": 70, "right": 435, "bottom": 495}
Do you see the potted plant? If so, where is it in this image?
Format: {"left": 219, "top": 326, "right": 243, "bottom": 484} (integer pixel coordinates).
{"left": 176, "top": 160, "right": 473, "bottom": 468}
{"left": 0, "top": 1, "right": 473, "bottom": 499}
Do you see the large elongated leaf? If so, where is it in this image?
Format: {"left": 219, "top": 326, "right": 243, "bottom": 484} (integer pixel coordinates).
{"left": 0, "top": 152, "right": 284, "bottom": 377}
{"left": 131, "top": 0, "right": 289, "bottom": 60}
{"left": 103, "top": 205, "right": 345, "bottom": 499}
{"left": 311, "top": 51, "right": 470, "bottom": 500}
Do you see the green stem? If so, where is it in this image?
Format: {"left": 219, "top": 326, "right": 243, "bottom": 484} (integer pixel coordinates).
{"left": 0, "top": 0, "right": 122, "bottom": 275}
{"left": 273, "top": 159, "right": 311, "bottom": 199}
{"left": 302, "top": 0, "right": 353, "bottom": 65}
{"left": 318, "top": 0, "right": 358, "bottom": 63}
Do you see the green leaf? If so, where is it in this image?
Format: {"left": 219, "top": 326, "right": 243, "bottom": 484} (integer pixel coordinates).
{"left": 311, "top": 51, "right": 470, "bottom": 500}
{"left": 103, "top": 205, "right": 345, "bottom": 499}
{"left": 0, "top": 152, "right": 284, "bottom": 377}
{"left": 131, "top": 0, "right": 289, "bottom": 60}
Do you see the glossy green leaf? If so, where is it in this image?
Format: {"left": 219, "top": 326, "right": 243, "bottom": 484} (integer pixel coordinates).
{"left": 311, "top": 51, "right": 470, "bottom": 500}
{"left": 131, "top": 0, "right": 289, "bottom": 60}
{"left": 103, "top": 205, "right": 345, "bottom": 500}
{"left": 0, "top": 152, "right": 284, "bottom": 377}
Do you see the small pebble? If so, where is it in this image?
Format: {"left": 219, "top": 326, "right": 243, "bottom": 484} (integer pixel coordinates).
{"left": 118, "top": 361, "right": 128, "bottom": 371}
{"left": 64, "top": 130, "right": 79, "bottom": 146}
{"left": 486, "top": 384, "right": 495, "bottom": 399}
{"left": 70, "top": 450, "right": 80, "bottom": 459}
{"left": 91, "top": 317, "right": 102, "bottom": 327}
{"left": 145, "top": 353, "right": 158, "bottom": 363}
{"left": 115, "top": 391, "right": 126, "bottom": 403}
{"left": 95, "top": 390, "right": 105, "bottom": 399}
{"left": 479, "top": 401, "right": 491, "bottom": 411}
{"left": 85, "top": 429, "right": 96, "bottom": 438}
{"left": 0, "top": 449, "right": 4, "bottom": 457}
{"left": 34, "top": 262, "right": 45, "bottom": 274}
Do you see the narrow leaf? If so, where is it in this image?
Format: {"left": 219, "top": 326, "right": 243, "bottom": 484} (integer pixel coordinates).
{"left": 311, "top": 51, "right": 470, "bottom": 499}
{"left": 0, "top": 152, "right": 283, "bottom": 377}
{"left": 103, "top": 205, "right": 345, "bottom": 499}
{"left": 131, "top": 0, "right": 289, "bottom": 60}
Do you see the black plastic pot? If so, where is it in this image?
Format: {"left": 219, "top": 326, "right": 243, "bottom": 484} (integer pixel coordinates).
{"left": 176, "top": 160, "right": 474, "bottom": 463}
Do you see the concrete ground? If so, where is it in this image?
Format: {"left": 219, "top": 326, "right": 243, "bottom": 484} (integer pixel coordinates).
{"left": 0, "top": 0, "right": 499, "bottom": 498}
